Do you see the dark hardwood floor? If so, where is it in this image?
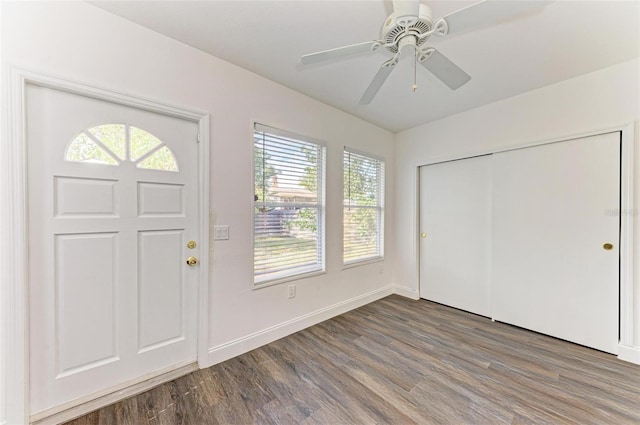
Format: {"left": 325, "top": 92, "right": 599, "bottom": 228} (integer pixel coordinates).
{"left": 65, "top": 295, "right": 640, "bottom": 424}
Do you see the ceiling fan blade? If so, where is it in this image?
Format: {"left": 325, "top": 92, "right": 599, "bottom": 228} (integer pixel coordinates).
{"left": 392, "top": 0, "right": 421, "bottom": 17}
{"left": 301, "top": 41, "right": 378, "bottom": 65}
{"left": 441, "top": 0, "right": 554, "bottom": 36}
{"left": 359, "top": 61, "right": 396, "bottom": 105}
{"left": 420, "top": 49, "right": 471, "bottom": 90}
{"left": 383, "top": 0, "right": 395, "bottom": 16}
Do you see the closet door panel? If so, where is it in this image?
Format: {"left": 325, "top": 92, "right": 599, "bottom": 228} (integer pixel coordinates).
{"left": 419, "top": 156, "right": 492, "bottom": 317}
{"left": 492, "top": 132, "right": 620, "bottom": 354}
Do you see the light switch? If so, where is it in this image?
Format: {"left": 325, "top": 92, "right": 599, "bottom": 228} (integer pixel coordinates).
{"left": 214, "top": 225, "right": 229, "bottom": 240}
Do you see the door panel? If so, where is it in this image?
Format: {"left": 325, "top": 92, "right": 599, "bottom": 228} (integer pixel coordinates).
{"left": 492, "top": 132, "right": 620, "bottom": 354}
{"left": 137, "top": 182, "right": 185, "bottom": 216}
{"left": 27, "top": 84, "right": 199, "bottom": 413}
{"left": 56, "top": 233, "right": 118, "bottom": 373}
{"left": 54, "top": 177, "right": 117, "bottom": 216}
{"left": 138, "top": 230, "right": 185, "bottom": 351}
{"left": 419, "top": 155, "right": 492, "bottom": 317}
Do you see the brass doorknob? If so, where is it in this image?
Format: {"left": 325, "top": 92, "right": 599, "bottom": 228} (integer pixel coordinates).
{"left": 420, "top": 233, "right": 427, "bottom": 238}
{"left": 603, "top": 243, "right": 614, "bottom": 251}
{"left": 186, "top": 256, "right": 199, "bottom": 266}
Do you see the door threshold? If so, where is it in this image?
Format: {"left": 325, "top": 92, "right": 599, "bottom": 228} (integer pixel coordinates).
{"left": 30, "top": 361, "right": 198, "bottom": 425}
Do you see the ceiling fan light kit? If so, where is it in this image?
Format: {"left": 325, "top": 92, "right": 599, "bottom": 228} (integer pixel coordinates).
{"left": 301, "top": 0, "right": 554, "bottom": 105}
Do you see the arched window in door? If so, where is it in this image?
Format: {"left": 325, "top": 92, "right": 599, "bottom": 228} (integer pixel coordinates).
{"left": 65, "top": 124, "right": 178, "bottom": 172}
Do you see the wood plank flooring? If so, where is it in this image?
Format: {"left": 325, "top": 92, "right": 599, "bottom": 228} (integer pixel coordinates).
{"left": 65, "top": 295, "right": 640, "bottom": 424}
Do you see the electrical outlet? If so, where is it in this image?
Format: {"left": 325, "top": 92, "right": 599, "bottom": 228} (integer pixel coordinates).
{"left": 288, "top": 284, "right": 296, "bottom": 299}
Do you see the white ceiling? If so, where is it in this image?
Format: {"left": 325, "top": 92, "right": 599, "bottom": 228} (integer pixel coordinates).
{"left": 90, "top": 0, "right": 640, "bottom": 132}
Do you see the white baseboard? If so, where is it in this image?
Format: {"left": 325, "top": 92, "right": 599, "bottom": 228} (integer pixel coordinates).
{"left": 30, "top": 362, "right": 198, "bottom": 425}
{"left": 207, "top": 285, "right": 395, "bottom": 366}
{"left": 618, "top": 344, "right": 640, "bottom": 365}
{"left": 392, "top": 285, "right": 419, "bottom": 300}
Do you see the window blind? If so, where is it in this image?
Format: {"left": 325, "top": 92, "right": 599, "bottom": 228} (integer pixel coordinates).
{"left": 254, "top": 124, "right": 326, "bottom": 285}
{"left": 343, "top": 148, "right": 384, "bottom": 264}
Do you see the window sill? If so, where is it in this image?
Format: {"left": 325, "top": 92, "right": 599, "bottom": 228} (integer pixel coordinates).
{"left": 342, "top": 257, "right": 384, "bottom": 270}
{"left": 253, "top": 269, "right": 326, "bottom": 290}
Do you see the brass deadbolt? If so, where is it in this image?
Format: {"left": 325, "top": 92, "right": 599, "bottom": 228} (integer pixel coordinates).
{"left": 603, "top": 243, "right": 614, "bottom": 251}
{"left": 186, "top": 256, "right": 199, "bottom": 266}
{"left": 187, "top": 240, "right": 197, "bottom": 249}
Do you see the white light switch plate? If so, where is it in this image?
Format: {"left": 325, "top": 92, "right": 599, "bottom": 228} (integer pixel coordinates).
{"left": 213, "top": 225, "right": 229, "bottom": 240}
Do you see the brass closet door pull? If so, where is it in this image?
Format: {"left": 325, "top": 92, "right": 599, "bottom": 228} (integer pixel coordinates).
{"left": 603, "top": 243, "right": 614, "bottom": 251}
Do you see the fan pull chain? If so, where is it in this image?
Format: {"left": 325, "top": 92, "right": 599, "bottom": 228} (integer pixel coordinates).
{"left": 412, "top": 51, "right": 418, "bottom": 92}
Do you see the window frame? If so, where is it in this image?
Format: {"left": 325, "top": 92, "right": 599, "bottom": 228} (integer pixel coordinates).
{"left": 342, "top": 146, "right": 385, "bottom": 266}
{"left": 252, "top": 123, "right": 327, "bottom": 287}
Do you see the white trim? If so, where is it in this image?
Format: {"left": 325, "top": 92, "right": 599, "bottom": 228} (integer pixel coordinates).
{"left": 1, "top": 66, "right": 211, "bottom": 424}
{"left": 392, "top": 285, "right": 420, "bottom": 300}
{"left": 197, "top": 114, "right": 211, "bottom": 369}
{"left": 207, "top": 284, "right": 421, "bottom": 366}
{"left": 342, "top": 257, "right": 384, "bottom": 270}
{"left": 253, "top": 269, "right": 327, "bottom": 289}
{"left": 413, "top": 165, "right": 421, "bottom": 297}
{"left": 207, "top": 285, "right": 394, "bottom": 365}
{"left": 619, "top": 123, "right": 635, "bottom": 353}
{"left": 0, "top": 5, "right": 6, "bottom": 424}
{"left": 2, "top": 66, "right": 29, "bottom": 425}
{"left": 248, "top": 120, "right": 257, "bottom": 290}
{"left": 414, "top": 123, "right": 636, "bottom": 168}
{"left": 618, "top": 344, "right": 640, "bottom": 365}
{"left": 17, "top": 69, "right": 205, "bottom": 122}
{"left": 30, "top": 362, "right": 198, "bottom": 425}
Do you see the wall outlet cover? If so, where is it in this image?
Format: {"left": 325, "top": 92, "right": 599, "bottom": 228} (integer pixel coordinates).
{"left": 213, "top": 225, "right": 229, "bottom": 240}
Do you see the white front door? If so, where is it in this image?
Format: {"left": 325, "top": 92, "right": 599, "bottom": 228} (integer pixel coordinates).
{"left": 419, "top": 155, "right": 492, "bottom": 317}
{"left": 492, "top": 132, "right": 620, "bottom": 354}
{"left": 27, "top": 84, "right": 200, "bottom": 413}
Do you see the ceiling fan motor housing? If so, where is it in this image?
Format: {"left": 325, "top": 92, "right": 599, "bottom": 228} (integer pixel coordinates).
{"left": 382, "top": 4, "right": 433, "bottom": 53}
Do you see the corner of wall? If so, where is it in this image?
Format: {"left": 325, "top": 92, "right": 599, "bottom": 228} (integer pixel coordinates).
{"left": 392, "top": 285, "right": 419, "bottom": 300}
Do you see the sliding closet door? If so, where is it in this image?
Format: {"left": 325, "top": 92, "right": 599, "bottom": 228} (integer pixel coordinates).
{"left": 492, "top": 132, "right": 620, "bottom": 354}
{"left": 419, "top": 155, "right": 492, "bottom": 317}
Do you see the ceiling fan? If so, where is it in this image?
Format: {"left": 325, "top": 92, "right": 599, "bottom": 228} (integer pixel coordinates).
{"left": 301, "top": 0, "right": 553, "bottom": 105}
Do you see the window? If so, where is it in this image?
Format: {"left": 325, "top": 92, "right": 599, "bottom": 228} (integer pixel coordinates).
{"left": 343, "top": 148, "right": 384, "bottom": 264}
{"left": 253, "top": 124, "right": 326, "bottom": 285}
{"left": 65, "top": 124, "right": 178, "bottom": 171}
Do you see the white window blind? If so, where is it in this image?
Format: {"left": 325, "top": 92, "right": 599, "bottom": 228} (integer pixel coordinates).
{"left": 343, "top": 148, "right": 384, "bottom": 264}
{"left": 254, "top": 124, "right": 326, "bottom": 285}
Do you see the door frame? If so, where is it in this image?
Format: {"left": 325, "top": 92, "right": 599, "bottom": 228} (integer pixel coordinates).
{"left": 1, "top": 66, "right": 211, "bottom": 424}
{"left": 415, "top": 124, "right": 636, "bottom": 363}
